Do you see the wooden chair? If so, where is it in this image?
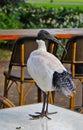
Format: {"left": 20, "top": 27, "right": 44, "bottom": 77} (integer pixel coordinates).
{"left": 61, "top": 35, "right": 83, "bottom": 112}
{"left": 0, "top": 95, "right": 15, "bottom": 108}
{"left": 3, "top": 36, "right": 58, "bottom": 106}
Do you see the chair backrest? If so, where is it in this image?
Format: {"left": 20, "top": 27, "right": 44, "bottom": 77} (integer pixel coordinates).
{"left": 9, "top": 36, "right": 58, "bottom": 69}
{"left": 61, "top": 35, "right": 83, "bottom": 78}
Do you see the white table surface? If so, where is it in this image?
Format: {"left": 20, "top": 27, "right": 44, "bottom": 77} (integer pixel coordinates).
{"left": 0, "top": 103, "right": 83, "bottom": 130}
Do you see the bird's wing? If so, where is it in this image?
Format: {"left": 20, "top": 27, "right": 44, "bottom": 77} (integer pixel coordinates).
{"left": 53, "top": 71, "right": 76, "bottom": 96}
{"left": 27, "top": 50, "right": 66, "bottom": 91}
{"left": 34, "top": 50, "right": 66, "bottom": 73}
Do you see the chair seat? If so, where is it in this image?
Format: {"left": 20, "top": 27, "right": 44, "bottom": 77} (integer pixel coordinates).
{"left": 4, "top": 69, "right": 33, "bottom": 81}
{"left": 75, "top": 64, "right": 83, "bottom": 74}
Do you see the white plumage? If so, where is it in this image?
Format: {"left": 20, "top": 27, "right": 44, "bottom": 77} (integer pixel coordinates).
{"left": 28, "top": 40, "right": 66, "bottom": 92}
{"left": 27, "top": 30, "right": 76, "bottom": 119}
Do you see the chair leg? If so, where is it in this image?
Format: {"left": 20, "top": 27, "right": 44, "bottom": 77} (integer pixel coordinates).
{"left": 4, "top": 77, "right": 8, "bottom": 98}
{"left": 4, "top": 77, "right": 15, "bottom": 97}
{"left": 80, "top": 109, "right": 83, "bottom": 114}
{"left": 49, "top": 91, "right": 55, "bottom": 104}
{"left": 82, "top": 83, "right": 83, "bottom": 107}
{"left": 0, "top": 96, "right": 15, "bottom": 108}
{"left": 37, "top": 87, "right": 42, "bottom": 102}
{"left": 19, "top": 82, "right": 25, "bottom": 105}
{"left": 69, "top": 93, "right": 75, "bottom": 110}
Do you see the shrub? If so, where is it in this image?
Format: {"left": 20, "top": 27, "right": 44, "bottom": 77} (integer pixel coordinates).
{"left": 0, "top": 4, "right": 83, "bottom": 29}
{"left": 0, "top": 0, "right": 25, "bottom": 7}
{"left": 18, "top": 5, "right": 83, "bottom": 28}
{"left": 0, "top": 4, "right": 23, "bottom": 29}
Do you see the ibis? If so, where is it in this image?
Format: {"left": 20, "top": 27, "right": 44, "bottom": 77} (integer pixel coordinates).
{"left": 27, "top": 30, "right": 76, "bottom": 119}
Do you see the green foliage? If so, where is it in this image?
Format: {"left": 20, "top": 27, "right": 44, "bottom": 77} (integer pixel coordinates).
{"left": 0, "top": 4, "right": 83, "bottom": 29}
{"left": 0, "top": 4, "right": 24, "bottom": 29}
{"left": 17, "top": 5, "right": 83, "bottom": 28}
{"left": 0, "top": 0, "right": 25, "bottom": 7}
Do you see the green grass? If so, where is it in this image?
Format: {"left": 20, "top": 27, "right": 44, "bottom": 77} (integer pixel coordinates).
{"left": 27, "top": 0, "right": 83, "bottom": 10}
{"left": 0, "top": 49, "right": 11, "bottom": 59}
{"left": 27, "top": 0, "right": 83, "bottom": 3}
{"left": 27, "top": 3, "right": 83, "bottom": 10}
{"left": 31, "top": 3, "right": 83, "bottom": 9}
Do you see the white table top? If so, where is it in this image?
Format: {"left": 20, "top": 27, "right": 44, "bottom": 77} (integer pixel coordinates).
{"left": 0, "top": 103, "right": 83, "bottom": 130}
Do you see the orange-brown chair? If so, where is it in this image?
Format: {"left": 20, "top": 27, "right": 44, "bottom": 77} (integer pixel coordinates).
{"left": 3, "top": 36, "right": 58, "bottom": 106}
{"left": 61, "top": 35, "right": 83, "bottom": 112}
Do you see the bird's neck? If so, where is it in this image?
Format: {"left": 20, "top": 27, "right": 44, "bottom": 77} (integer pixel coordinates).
{"left": 38, "top": 43, "right": 47, "bottom": 51}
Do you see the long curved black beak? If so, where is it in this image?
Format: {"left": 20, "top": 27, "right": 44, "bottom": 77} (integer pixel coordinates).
{"left": 37, "top": 30, "right": 67, "bottom": 53}
{"left": 50, "top": 35, "right": 67, "bottom": 54}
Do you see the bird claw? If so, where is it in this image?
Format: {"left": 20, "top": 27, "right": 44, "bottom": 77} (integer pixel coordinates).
{"left": 29, "top": 114, "right": 43, "bottom": 120}
{"left": 29, "top": 111, "right": 57, "bottom": 120}
{"left": 29, "top": 113, "right": 49, "bottom": 120}
{"left": 35, "top": 111, "right": 57, "bottom": 115}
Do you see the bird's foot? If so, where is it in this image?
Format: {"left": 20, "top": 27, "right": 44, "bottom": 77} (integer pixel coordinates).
{"left": 29, "top": 113, "right": 50, "bottom": 120}
{"left": 29, "top": 111, "right": 57, "bottom": 120}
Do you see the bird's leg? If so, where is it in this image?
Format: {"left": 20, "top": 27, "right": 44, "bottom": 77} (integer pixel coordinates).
{"left": 41, "top": 91, "right": 46, "bottom": 113}
{"left": 29, "top": 92, "right": 57, "bottom": 120}
{"left": 36, "top": 92, "right": 49, "bottom": 115}
{"left": 44, "top": 92, "right": 57, "bottom": 119}
{"left": 36, "top": 92, "right": 57, "bottom": 120}
{"left": 45, "top": 92, "right": 50, "bottom": 114}
{"left": 43, "top": 92, "right": 52, "bottom": 119}
{"left": 32, "top": 92, "right": 50, "bottom": 119}
{"left": 29, "top": 91, "right": 47, "bottom": 119}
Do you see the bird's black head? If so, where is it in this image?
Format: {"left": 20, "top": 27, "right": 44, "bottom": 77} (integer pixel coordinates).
{"left": 37, "top": 30, "right": 67, "bottom": 53}
{"left": 37, "top": 30, "right": 59, "bottom": 44}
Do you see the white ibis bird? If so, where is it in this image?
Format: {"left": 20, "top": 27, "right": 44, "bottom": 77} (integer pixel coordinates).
{"left": 27, "top": 30, "right": 76, "bottom": 119}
